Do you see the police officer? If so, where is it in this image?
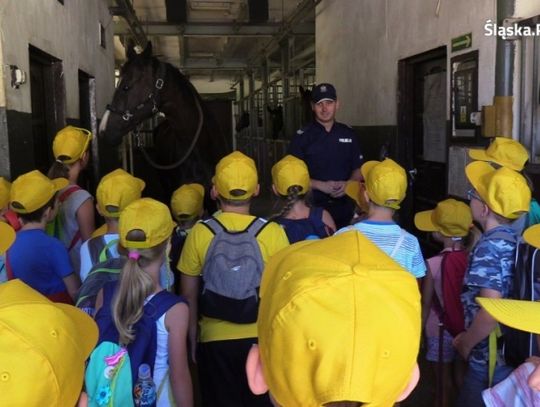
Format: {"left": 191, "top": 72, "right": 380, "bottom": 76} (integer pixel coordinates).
{"left": 288, "top": 83, "right": 363, "bottom": 229}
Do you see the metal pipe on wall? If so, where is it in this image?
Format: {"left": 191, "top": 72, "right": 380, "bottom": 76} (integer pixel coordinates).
{"left": 494, "top": 0, "right": 516, "bottom": 138}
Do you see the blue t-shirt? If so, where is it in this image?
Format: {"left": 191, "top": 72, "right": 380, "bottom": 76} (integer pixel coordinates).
{"left": 337, "top": 220, "right": 426, "bottom": 278}
{"left": 288, "top": 121, "right": 363, "bottom": 204}
{"left": 7, "top": 229, "right": 73, "bottom": 295}
{"left": 461, "top": 225, "right": 518, "bottom": 366}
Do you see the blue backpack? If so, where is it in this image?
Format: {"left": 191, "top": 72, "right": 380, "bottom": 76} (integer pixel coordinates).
{"left": 85, "top": 282, "right": 185, "bottom": 406}
{"left": 276, "top": 206, "right": 330, "bottom": 244}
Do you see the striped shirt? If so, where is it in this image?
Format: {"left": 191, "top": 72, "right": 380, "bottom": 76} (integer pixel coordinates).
{"left": 338, "top": 220, "right": 426, "bottom": 278}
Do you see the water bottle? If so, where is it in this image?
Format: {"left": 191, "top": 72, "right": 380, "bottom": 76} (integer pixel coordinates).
{"left": 133, "top": 363, "right": 157, "bottom": 407}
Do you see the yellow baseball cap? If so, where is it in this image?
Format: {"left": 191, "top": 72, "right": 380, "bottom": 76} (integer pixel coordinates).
{"left": 414, "top": 199, "right": 472, "bottom": 237}
{"left": 524, "top": 224, "right": 540, "bottom": 249}
{"left": 465, "top": 161, "right": 531, "bottom": 220}
{"left": 258, "top": 231, "right": 421, "bottom": 407}
{"left": 0, "top": 177, "right": 11, "bottom": 209}
{"left": 469, "top": 137, "right": 529, "bottom": 171}
{"left": 345, "top": 179, "right": 370, "bottom": 213}
{"left": 0, "top": 279, "right": 98, "bottom": 406}
{"left": 477, "top": 297, "right": 540, "bottom": 335}
{"left": 119, "top": 198, "right": 175, "bottom": 249}
{"left": 214, "top": 151, "right": 258, "bottom": 200}
{"left": 96, "top": 169, "right": 145, "bottom": 218}
{"left": 361, "top": 158, "right": 407, "bottom": 209}
{"left": 53, "top": 126, "right": 93, "bottom": 164}
{"left": 170, "top": 183, "right": 205, "bottom": 219}
{"left": 10, "top": 170, "right": 69, "bottom": 214}
{"left": 0, "top": 222, "right": 15, "bottom": 254}
{"left": 271, "top": 155, "right": 310, "bottom": 196}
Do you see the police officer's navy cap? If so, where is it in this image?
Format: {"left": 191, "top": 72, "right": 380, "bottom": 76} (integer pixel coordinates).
{"left": 311, "top": 83, "right": 337, "bottom": 103}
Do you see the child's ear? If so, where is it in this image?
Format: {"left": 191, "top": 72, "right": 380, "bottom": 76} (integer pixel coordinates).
{"left": 245, "top": 345, "right": 269, "bottom": 395}
{"left": 271, "top": 184, "right": 278, "bottom": 196}
{"left": 396, "top": 364, "right": 420, "bottom": 402}
{"left": 253, "top": 184, "right": 260, "bottom": 198}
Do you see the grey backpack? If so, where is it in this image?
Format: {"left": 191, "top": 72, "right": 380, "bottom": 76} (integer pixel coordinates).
{"left": 200, "top": 217, "right": 268, "bottom": 323}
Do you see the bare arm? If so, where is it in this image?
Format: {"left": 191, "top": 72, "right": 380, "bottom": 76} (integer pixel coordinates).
{"left": 76, "top": 198, "right": 95, "bottom": 242}
{"left": 180, "top": 274, "right": 200, "bottom": 363}
{"left": 453, "top": 288, "right": 502, "bottom": 360}
{"left": 321, "top": 209, "right": 336, "bottom": 235}
{"left": 63, "top": 273, "right": 81, "bottom": 301}
{"left": 421, "top": 263, "right": 434, "bottom": 330}
{"left": 166, "top": 302, "right": 194, "bottom": 407}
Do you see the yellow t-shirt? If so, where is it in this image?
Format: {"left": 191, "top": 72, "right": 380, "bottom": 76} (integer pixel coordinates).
{"left": 178, "top": 212, "right": 289, "bottom": 342}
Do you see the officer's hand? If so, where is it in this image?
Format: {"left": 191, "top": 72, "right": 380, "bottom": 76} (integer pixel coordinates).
{"left": 330, "top": 181, "right": 346, "bottom": 198}
{"left": 312, "top": 180, "right": 336, "bottom": 195}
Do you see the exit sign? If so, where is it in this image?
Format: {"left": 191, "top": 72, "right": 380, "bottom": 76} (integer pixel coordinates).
{"left": 452, "top": 33, "right": 472, "bottom": 52}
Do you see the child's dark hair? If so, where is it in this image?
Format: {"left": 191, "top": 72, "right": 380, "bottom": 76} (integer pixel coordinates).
{"left": 14, "top": 193, "right": 57, "bottom": 223}
{"left": 218, "top": 192, "right": 252, "bottom": 207}
{"left": 274, "top": 185, "right": 305, "bottom": 219}
{"left": 47, "top": 160, "right": 70, "bottom": 180}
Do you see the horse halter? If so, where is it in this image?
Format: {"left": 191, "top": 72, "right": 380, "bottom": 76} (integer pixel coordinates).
{"left": 106, "top": 61, "right": 167, "bottom": 122}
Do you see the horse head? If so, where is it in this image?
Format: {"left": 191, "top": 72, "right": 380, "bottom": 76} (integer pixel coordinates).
{"left": 99, "top": 42, "right": 166, "bottom": 146}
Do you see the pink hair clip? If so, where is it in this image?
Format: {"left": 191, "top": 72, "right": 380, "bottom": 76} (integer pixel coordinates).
{"left": 128, "top": 251, "right": 140, "bottom": 261}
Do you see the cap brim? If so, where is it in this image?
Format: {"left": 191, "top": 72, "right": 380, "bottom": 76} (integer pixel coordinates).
{"left": 345, "top": 180, "right": 360, "bottom": 203}
{"left": 477, "top": 297, "right": 540, "bottom": 335}
{"left": 524, "top": 224, "right": 540, "bottom": 250}
{"left": 52, "top": 178, "right": 70, "bottom": 192}
{"left": 468, "top": 148, "right": 490, "bottom": 162}
{"left": 0, "top": 280, "right": 98, "bottom": 356}
{"left": 465, "top": 161, "right": 495, "bottom": 199}
{"left": 313, "top": 97, "right": 336, "bottom": 103}
{"left": 55, "top": 303, "right": 99, "bottom": 357}
{"left": 0, "top": 222, "right": 16, "bottom": 253}
{"left": 414, "top": 210, "right": 437, "bottom": 232}
{"left": 192, "top": 184, "right": 205, "bottom": 198}
{"left": 360, "top": 161, "right": 380, "bottom": 181}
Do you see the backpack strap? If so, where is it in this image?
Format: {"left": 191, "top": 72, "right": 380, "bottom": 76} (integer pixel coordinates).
{"left": 202, "top": 216, "right": 269, "bottom": 238}
{"left": 98, "top": 238, "right": 119, "bottom": 263}
{"left": 59, "top": 185, "right": 83, "bottom": 251}
{"left": 201, "top": 217, "right": 225, "bottom": 235}
{"left": 144, "top": 290, "right": 187, "bottom": 322}
{"left": 245, "top": 217, "right": 269, "bottom": 237}
{"left": 59, "top": 185, "right": 82, "bottom": 202}
{"left": 5, "top": 252, "right": 14, "bottom": 280}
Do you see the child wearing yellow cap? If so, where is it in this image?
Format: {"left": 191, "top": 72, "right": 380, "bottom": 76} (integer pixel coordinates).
{"left": 169, "top": 183, "right": 205, "bottom": 292}
{"left": 93, "top": 198, "right": 193, "bottom": 407}
{"left": 415, "top": 198, "right": 473, "bottom": 406}
{"left": 246, "top": 231, "right": 421, "bottom": 406}
{"left": 0, "top": 279, "right": 98, "bottom": 407}
{"left": 6, "top": 170, "right": 80, "bottom": 303}
{"left": 79, "top": 169, "right": 146, "bottom": 283}
{"left": 476, "top": 223, "right": 540, "bottom": 406}
{"left": 271, "top": 155, "right": 335, "bottom": 243}
{"left": 47, "top": 126, "right": 96, "bottom": 275}
{"left": 178, "top": 151, "right": 289, "bottom": 407}
{"left": 453, "top": 161, "right": 531, "bottom": 406}
{"left": 468, "top": 137, "right": 540, "bottom": 233}
{"left": 338, "top": 158, "right": 426, "bottom": 279}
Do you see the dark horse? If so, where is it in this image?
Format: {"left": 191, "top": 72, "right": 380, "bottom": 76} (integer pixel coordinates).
{"left": 99, "top": 42, "right": 230, "bottom": 203}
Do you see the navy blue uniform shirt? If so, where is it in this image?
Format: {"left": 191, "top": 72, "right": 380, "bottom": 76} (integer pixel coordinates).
{"left": 288, "top": 120, "right": 363, "bottom": 204}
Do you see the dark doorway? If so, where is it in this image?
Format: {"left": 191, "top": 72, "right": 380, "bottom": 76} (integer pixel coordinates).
{"left": 398, "top": 46, "right": 447, "bottom": 256}
{"left": 29, "top": 45, "right": 65, "bottom": 173}
{"left": 78, "top": 70, "right": 98, "bottom": 193}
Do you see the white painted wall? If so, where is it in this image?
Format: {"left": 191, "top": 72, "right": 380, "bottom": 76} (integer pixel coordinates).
{"left": 315, "top": 0, "right": 498, "bottom": 127}
{"left": 0, "top": 0, "right": 115, "bottom": 117}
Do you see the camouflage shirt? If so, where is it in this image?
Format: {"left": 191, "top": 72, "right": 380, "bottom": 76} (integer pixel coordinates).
{"left": 461, "top": 225, "right": 518, "bottom": 366}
